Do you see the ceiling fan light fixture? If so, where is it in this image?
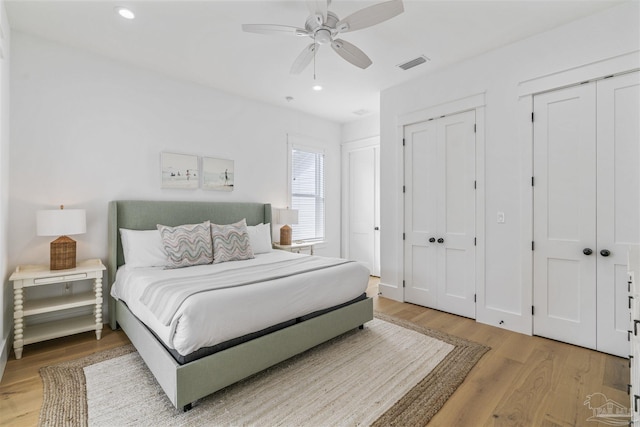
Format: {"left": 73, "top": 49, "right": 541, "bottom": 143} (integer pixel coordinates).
{"left": 115, "top": 7, "right": 135, "bottom": 20}
{"left": 314, "top": 29, "right": 332, "bottom": 45}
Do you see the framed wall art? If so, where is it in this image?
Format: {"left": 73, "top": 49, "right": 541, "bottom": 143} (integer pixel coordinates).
{"left": 160, "top": 152, "right": 199, "bottom": 189}
{"left": 202, "top": 157, "right": 234, "bottom": 191}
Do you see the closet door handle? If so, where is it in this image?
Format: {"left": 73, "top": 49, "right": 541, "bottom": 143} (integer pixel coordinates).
{"left": 437, "top": 238, "right": 444, "bottom": 244}
{"left": 374, "top": 227, "right": 379, "bottom": 231}
{"left": 583, "top": 248, "right": 593, "bottom": 255}
{"left": 429, "top": 237, "right": 436, "bottom": 243}
{"left": 600, "top": 249, "right": 611, "bottom": 257}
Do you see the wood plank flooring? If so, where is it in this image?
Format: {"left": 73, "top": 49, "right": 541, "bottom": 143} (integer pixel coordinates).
{"left": 0, "top": 277, "right": 629, "bottom": 426}
{"left": 0, "top": 327, "right": 129, "bottom": 426}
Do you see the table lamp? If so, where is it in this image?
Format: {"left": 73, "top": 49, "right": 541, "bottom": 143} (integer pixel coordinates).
{"left": 278, "top": 208, "right": 299, "bottom": 246}
{"left": 37, "top": 205, "right": 86, "bottom": 270}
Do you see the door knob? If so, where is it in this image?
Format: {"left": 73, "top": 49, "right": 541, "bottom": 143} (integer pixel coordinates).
{"left": 429, "top": 237, "right": 436, "bottom": 243}
{"left": 374, "top": 227, "right": 379, "bottom": 230}
{"left": 437, "top": 238, "right": 444, "bottom": 244}
{"left": 600, "top": 249, "right": 611, "bottom": 257}
{"left": 583, "top": 248, "right": 593, "bottom": 255}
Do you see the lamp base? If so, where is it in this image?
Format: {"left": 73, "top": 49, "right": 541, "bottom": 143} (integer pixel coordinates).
{"left": 50, "top": 236, "right": 77, "bottom": 270}
{"left": 279, "top": 225, "right": 292, "bottom": 246}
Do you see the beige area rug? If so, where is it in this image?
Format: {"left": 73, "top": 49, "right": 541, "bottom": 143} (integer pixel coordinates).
{"left": 39, "top": 313, "right": 489, "bottom": 426}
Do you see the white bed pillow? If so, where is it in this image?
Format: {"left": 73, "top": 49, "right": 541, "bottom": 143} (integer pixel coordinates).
{"left": 247, "top": 223, "right": 272, "bottom": 254}
{"left": 120, "top": 229, "right": 169, "bottom": 268}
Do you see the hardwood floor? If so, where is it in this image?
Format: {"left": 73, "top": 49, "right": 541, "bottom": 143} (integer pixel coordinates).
{"left": 0, "top": 327, "right": 129, "bottom": 426}
{"left": 0, "top": 278, "right": 629, "bottom": 426}
{"left": 366, "top": 278, "right": 629, "bottom": 427}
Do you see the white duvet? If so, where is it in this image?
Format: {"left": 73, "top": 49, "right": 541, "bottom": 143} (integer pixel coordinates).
{"left": 111, "top": 251, "right": 369, "bottom": 356}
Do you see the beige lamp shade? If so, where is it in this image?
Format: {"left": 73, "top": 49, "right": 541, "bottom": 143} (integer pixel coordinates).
{"left": 37, "top": 207, "right": 86, "bottom": 270}
{"left": 278, "top": 208, "right": 299, "bottom": 226}
{"left": 37, "top": 208, "right": 86, "bottom": 236}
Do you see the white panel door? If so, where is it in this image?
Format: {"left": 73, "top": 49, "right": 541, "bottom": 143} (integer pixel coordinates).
{"left": 404, "top": 110, "right": 476, "bottom": 318}
{"left": 533, "top": 83, "right": 598, "bottom": 349}
{"left": 437, "top": 112, "right": 477, "bottom": 318}
{"left": 404, "top": 120, "right": 439, "bottom": 308}
{"left": 348, "top": 145, "right": 379, "bottom": 275}
{"left": 533, "top": 72, "right": 639, "bottom": 357}
{"left": 373, "top": 145, "right": 381, "bottom": 276}
{"left": 596, "top": 72, "right": 640, "bottom": 356}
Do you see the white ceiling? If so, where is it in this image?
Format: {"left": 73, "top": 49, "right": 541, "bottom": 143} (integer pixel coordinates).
{"left": 5, "top": 0, "right": 624, "bottom": 123}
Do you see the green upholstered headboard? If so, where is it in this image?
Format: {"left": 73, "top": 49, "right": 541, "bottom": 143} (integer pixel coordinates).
{"left": 107, "top": 200, "right": 272, "bottom": 328}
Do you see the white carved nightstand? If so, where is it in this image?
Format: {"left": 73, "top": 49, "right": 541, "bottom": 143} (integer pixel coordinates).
{"left": 272, "top": 241, "right": 322, "bottom": 255}
{"left": 10, "top": 259, "right": 106, "bottom": 359}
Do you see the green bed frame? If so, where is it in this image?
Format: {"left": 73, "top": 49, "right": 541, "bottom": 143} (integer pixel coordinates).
{"left": 107, "top": 200, "right": 373, "bottom": 410}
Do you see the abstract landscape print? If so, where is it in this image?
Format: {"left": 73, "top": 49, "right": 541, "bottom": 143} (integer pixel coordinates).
{"left": 202, "top": 156, "right": 234, "bottom": 191}
{"left": 161, "top": 152, "right": 199, "bottom": 189}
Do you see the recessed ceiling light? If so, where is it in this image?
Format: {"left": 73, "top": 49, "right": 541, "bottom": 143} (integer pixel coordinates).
{"left": 312, "top": 85, "right": 323, "bottom": 91}
{"left": 115, "top": 7, "right": 135, "bottom": 20}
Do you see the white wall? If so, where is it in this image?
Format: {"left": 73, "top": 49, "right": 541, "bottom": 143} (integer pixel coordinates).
{"left": 341, "top": 115, "right": 379, "bottom": 145}
{"left": 0, "top": 0, "right": 10, "bottom": 379}
{"left": 7, "top": 32, "right": 342, "bottom": 326}
{"left": 380, "top": 1, "right": 640, "bottom": 334}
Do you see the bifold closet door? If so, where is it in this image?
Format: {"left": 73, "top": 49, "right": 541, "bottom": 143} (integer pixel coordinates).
{"left": 533, "top": 72, "right": 639, "bottom": 357}
{"left": 404, "top": 110, "right": 476, "bottom": 318}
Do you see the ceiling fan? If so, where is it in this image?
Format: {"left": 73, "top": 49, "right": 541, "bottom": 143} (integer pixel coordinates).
{"left": 242, "top": 0, "right": 404, "bottom": 74}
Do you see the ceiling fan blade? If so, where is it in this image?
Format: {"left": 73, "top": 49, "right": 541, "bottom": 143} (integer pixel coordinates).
{"left": 306, "top": 0, "right": 328, "bottom": 25}
{"left": 336, "top": 0, "right": 404, "bottom": 33}
{"left": 290, "top": 43, "right": 319, "bottom": 74}
{"left": 331, "top": 39, "right": 372, "bottom": 69}
{"left": 242, "top": 24, "right": 309, "bottom": 37}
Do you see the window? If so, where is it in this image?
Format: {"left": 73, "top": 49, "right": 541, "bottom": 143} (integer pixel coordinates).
{"left": 290, "top": 145, "right": 325, "bottom": 241}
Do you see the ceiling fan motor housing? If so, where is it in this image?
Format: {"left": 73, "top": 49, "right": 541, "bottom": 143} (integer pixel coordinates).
{"left": 306, "top": 11, "right": 341, "bottom": 45}
{"left": 323, "top": 11, "right": 339, "bottom": 28}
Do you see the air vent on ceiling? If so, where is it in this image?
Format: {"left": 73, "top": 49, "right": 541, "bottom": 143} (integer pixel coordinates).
{"left": 397, "top": 55, "right": 430, "bottom": 71}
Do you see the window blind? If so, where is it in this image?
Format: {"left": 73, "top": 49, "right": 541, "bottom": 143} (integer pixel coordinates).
{"left": 291, "top": 147, "right": 325, "bottom": 241}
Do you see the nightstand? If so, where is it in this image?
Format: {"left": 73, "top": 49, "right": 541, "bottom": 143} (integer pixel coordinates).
{"left": 10, "top": 259, "right": 106, "bottom": 359}
{"left": 272, "top": 241, "right": 322, "bottom": 255}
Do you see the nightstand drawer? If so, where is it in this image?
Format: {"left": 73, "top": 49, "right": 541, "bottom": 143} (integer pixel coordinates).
{"left": 34, "top": 273, "right": 87, "bottom": 284}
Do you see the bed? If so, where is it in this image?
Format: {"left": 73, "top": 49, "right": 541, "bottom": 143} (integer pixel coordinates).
{"left": 107, "top": 200, "right": 373, "bottom": 411}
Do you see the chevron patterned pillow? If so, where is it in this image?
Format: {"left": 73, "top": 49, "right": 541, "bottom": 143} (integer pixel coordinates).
{"left": 211, "top": 219, "right": 255, "bottom": 264}
{"left": 157, "top": 221, "right": 213, "bottom": 268}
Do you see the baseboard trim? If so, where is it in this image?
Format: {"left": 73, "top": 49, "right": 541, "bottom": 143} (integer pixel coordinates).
{"left": 378, "top": 281, "right": 403, "bottom": 302}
